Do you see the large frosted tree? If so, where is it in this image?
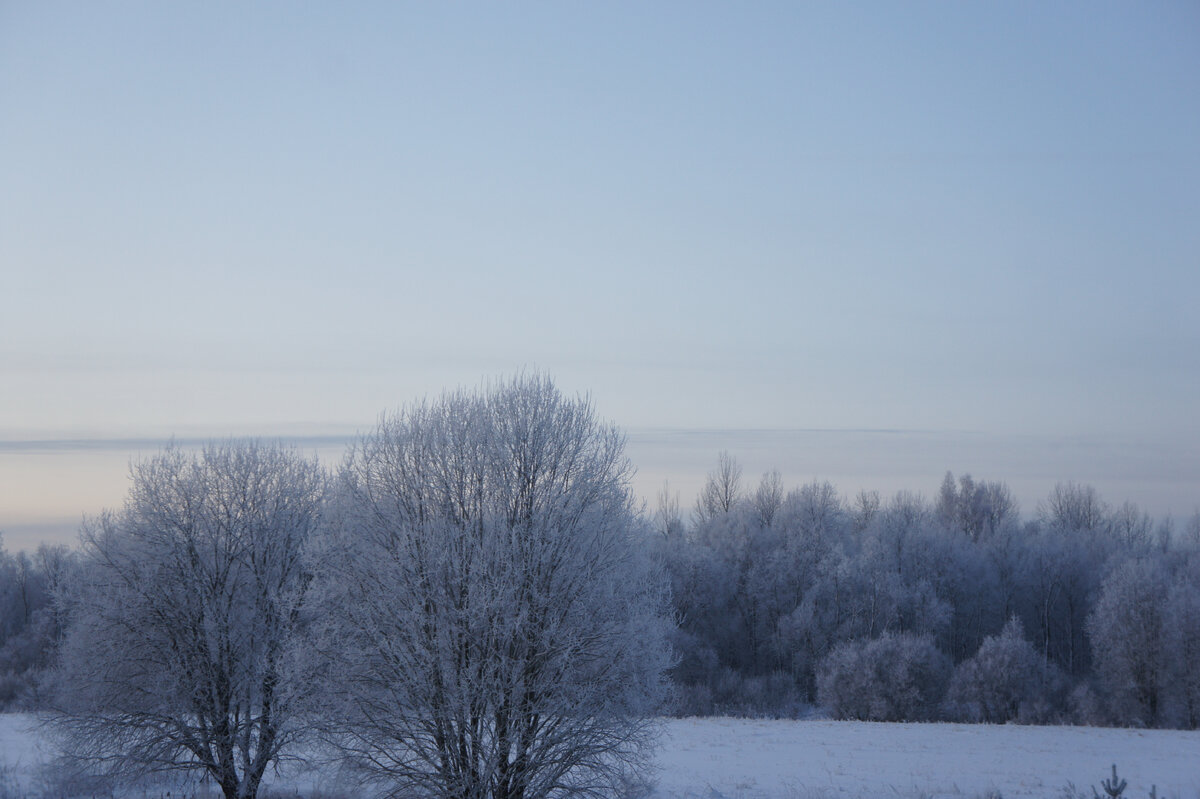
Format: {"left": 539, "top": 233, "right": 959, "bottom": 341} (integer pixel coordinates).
{"left": 318, "top": 375, "right": 672, "bottom": 799}
{"left": 49, "top": 442, "right": 326, "bottom": 799}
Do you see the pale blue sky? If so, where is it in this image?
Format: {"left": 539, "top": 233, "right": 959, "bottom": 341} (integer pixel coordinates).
{"left": 2, "top": 3, "right": 1198, "bottom": 547}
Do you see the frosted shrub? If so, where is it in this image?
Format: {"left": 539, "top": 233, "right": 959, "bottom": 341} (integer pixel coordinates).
{"left": 816, "top": 631, "right": 950, "bottom": 721}
{"left": 946, "top": 616, "right": 1066, "bottom": 724}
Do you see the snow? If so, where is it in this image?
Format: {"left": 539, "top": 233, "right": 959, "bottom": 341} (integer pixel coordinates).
{"left": 2, "top": 714, "right": 1197, "bottom": 799}
{"left": 0, "top": 715, "right": 51, "bottom": 792}
{"left": 649, "top": 718, "right": 1199, "bottom": 798}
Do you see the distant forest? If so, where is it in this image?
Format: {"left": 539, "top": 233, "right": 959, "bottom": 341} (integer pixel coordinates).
{"left": 3, "top": 452, "right": 1198, "bottom": 729}
{"left": 652, "top": 454, "right": 1200, "bottom": 728}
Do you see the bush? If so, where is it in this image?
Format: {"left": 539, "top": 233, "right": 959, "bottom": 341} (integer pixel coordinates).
{"left": 945, "top": 616, "right": 1067, "bottom": 724}
{"left": 816, "top": 631, "right": 950, "bottom": 721}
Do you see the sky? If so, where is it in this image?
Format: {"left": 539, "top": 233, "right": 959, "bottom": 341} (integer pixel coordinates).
{"left": 2, "top": 2, "right": 1198, "bottom": 550}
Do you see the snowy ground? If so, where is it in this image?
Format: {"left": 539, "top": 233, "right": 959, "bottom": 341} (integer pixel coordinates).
{"left": 2, "top": 714, "right": 1197, "bottom": 799}
{"left": 650, "top": 717, "right": 1199, "bottom": 798}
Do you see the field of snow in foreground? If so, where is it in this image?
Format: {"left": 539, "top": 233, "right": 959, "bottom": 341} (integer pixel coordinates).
{"left": 2, "top": 714, "right": 1197, "bottom": 799}
{"left": 651, "top": 718, "right": 1198, "bottom": 798}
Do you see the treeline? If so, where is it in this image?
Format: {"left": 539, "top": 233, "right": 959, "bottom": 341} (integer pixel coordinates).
{"left": 3, "top": 452, "right": 1199, "bottom": 730}
{"left": 650, "top": 453, "right": 1200, "bottom": 728}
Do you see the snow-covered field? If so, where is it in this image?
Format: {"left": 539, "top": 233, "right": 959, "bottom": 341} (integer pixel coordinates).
{"left": 2, "top": 714, "right": 1197, "bottom": 799}
{"left": 651, "top": 718, "right": 1198, "bottom": 798}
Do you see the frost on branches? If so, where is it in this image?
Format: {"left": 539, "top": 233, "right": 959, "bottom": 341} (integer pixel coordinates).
{"left": 48, "top": 442, "right": 327, "bottom": 799}
{"left": 315, "top": 375, "right": 673, "bottom": 799}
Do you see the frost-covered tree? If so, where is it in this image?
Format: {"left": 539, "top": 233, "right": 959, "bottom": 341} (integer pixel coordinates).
{"left": 816, "top": 631, "right": 950, "bottom": 722}
{"left": 49, "top": 442, "right": 326, "bottom": 799}
{"left": 778, "top": 547, "right": 903, "bottom": 698}
{"left": 318, "top": 376, "right": 673, "bottom": 799}
{"left": 936, "top": 472, "right": 1015, "bottom": 542}
{"left": 693, "top": 451, "right": 743, "bottom": 524}
{"left": 1086, "top": 558, "right": 1168, "bottom": 727}
{"left": 945, "top": 616, "right": 1064, "bottom": 723}
{"left": 1162, "top": 568, "right": 1200, "bottom": 728}
{"left": 1109, "top": 501, "right": 1155, "bottom": 551}
{"left": 752, "top": 470, "right": 784, "bottom": 529}
{"left": 1031, "top": 483, "right": 1114, "bottom": 677}
{"left": 1040, "top": 482, "right": 1108, "bottom": 536}
{"left": 653, "top": 480, "right": 685, "bottom": 540}
{"left": 850, "top": 490, "right": 881, "bottom": 535}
